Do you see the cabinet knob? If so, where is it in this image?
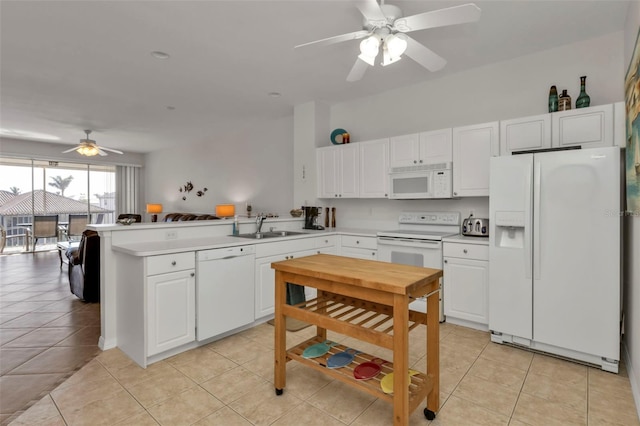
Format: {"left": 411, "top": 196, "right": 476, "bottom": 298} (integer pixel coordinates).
{"left": 444, "top": 259, "right": 448, "bottom": 263}
{"left": 171, "top": 261, "right": 176, "bottom": 266}
{"left": 324, "top": 239, "right": 328, "bottom": 243}
{"left": 317, "top": 250, "right": 321, "bottom": 254}
{"left": 334, "top": 194, "right": 338, "bottom": 197}
{"left": 190, "top": 272, "right": 195, "bottom": 277}
{"left": 453, "top": 192, "right": 458, "bottom": 196}
{"left": 285, "top": 256, "right": 289, "bottom": 260}
{"left": 413, "top": 160, "right": 417, "bottom": 164}
{"left": 419, "top": 160, "right": 423, "bottom": 163}
{"left": 463, "top": 249, "right": 468, "bottom": 254}
{"left": 356, "top": 240, "right": 360, "bottom": 244}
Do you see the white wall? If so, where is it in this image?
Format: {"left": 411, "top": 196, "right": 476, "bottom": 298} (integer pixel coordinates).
{"left": 293, "top": 31, "right": 624, "bottom": 228}
{"left": 144, "top": 115, "right": 294, "bottom": 216}
{"left": 624, "top": 0, "right": 640, "bottom": 417}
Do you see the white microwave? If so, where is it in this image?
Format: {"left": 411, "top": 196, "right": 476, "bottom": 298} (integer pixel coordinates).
{"left": 388, "top": 162, "right": 453, "bottom": 199}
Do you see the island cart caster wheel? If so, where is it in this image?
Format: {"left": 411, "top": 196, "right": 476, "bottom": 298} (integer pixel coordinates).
{"left": 275, "top": 388, "right": 283, "bottom": 396}
{"left": 424, "top": 408, "right": 436, "bottom": 420}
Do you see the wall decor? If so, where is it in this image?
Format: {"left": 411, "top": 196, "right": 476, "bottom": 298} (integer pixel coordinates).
{"left": 625, "top": 27, "right": 640, "bottom": 213}
{"left": 178, "top": 181, "right": 207, "bottom": 201}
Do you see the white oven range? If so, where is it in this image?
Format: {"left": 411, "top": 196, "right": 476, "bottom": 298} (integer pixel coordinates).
{"left": 377, "top": 212, "right": 460, "bottom": 322}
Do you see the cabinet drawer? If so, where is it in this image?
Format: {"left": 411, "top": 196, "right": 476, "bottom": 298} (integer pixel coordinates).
{"left": 314, "top": 235, "right": 337, "bottom": 248}
{"left": 147, "top": 252, "right": 195, "bottom": 275}
{"left": 341, "top": 235, "right": 377, "bottom": 250}
{"left": 443, "top": 243, "right": 488, "bottom": 260}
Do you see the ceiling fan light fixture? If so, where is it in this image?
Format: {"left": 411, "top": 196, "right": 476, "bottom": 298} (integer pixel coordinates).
{"left": 359, "top": 35, "right": 380, "bottom": 57}
{"left": 382, "top": 48, "right": 402, "bottom": 66}
{"left": 77, "top": 144, "right": 99, "bottom": 156}
{"left": 385, "top": 33, "right": 408, "bottom": 58}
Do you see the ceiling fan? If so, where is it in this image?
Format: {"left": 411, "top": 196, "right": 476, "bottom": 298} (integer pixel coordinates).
{"left": 62, "top": 130, "right": 123, "bottom": 157}
{"left": 295, "top": 0, "right": 481, "bottom": 82}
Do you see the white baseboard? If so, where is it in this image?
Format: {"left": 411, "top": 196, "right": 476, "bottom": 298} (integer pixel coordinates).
{"left": 623, "top": 341, "right": 640, "bottom": 420}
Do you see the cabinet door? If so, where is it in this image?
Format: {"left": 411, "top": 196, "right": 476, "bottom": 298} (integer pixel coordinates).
{"left": 419, "top": 128, "right": 452, "bottom": 164}
{"left": 452, "top": 121, "right": 499, "bottom": 197}
{"left": 389, "top": 134, "right": 420, "bottom": 167}
{"left": 255, "top": 254, "right": 282, "bottom": 319}
{"left": 552, "top": 104, "right": 613, "bottom": 148}
{"left": 359, "top": 138, "right": 389, "bottom": 198}
{"left": 340, "top": 144, "right": 360, "bottom": 198}
{"left": 147, "top": 270, "right": 195, "bottom": 356}
{"left": 317, "top": 147, "right": 340, "bottom": 198}
{"left": 443, "top": 257, "right": 488, "bottom": 325}
{"left": 500, "top": 114, "right": 551, "bottom": 155}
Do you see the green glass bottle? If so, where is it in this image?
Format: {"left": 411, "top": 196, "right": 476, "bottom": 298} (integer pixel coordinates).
{"left": 576, "top": 76, "right": 591, "bottom": 108}
{"left": 548, "top": 85, "right": 558, "bottom": 113}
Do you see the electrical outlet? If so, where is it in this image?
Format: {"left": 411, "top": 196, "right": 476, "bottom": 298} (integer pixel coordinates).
{"left": 165, "top": 231, "right": 178, "bottom": 240}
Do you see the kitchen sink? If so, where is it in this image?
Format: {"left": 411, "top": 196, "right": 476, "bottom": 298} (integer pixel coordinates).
{"left": 232, "top": 231, "right": 307, "bottom": 239}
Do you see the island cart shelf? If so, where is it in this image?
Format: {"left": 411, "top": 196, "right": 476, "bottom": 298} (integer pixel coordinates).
{"left": 271, "top": 253, "right": 442, "bottom": 425}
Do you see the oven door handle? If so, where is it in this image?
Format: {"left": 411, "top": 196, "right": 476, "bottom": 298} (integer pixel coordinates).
{"left": 377, "top": 237, "right": 442, "bottom": 248}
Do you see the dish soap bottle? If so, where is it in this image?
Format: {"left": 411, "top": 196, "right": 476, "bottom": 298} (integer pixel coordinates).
{"left": 576, "top": 76, "right": 590, "bottom": 108}
{"left": 232, "top": 215, "right": 239, "bottom": 235}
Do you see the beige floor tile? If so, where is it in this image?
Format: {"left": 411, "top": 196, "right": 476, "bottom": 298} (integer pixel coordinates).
{"left": 512, "top": 392, "right": 586, "bottom": 426}
{"left": 351, "top": 396, "right": 446, "bottom": 426}
{"left": 237, "top": 323, "right": 274, "bottom": 349}
{"left": 8, "top": 395, "right": 65, "bottom": 426}
{"left": 240, "top": 347, "right": 276, "bottom": 382}
{"left": 439, "top": 341, "right": 478, "bottom": 372}
{"left": 528, "top": 354, "right": 587, "bottom": 386}
{"left": 588, "top": 368, "right": 635, "bottom": 399}
{"left": 57, "top": 359, "right": 116, "bottom": 391}
{"left": 431, "top": 394, "right": 510, "bottom": 426}
{"left": 0, "top": 373, "right": 66, "bottom": 415}
{"left": 207, "top": 333, "right": 260, "bottom": 365}
{"left": 95, "top": 348, "right": 136, "bottom": 372}
{"left": 192, "top": 406, "right": 252, "bottom": 425}
{"left": 228, "top": 380, "right": 303, "bottom": 426}
{"left": 453, "top": 373, "right": 519, "bottom": 417}
{"left": 441, "top": 332, "right": 488, "bottom": 356}
{"left": 104, "top": 359, "right": 177, "bottom": 387}
{"left": 305, "top": 379, "right": 376, "bottom": 424}
{"left": 480, "top": 343, "right": 533, "bottom": 371}
{"left": 271, "top": 401, "right": 347, "bottom": 426}
{"left": 439, "top": 366, "right": 468, "bottom": 395}
{"left": 588, "top": 388, "right": 640, "bottom": 426}
{"left": 284, "top": 362, "right": 334, "bottom": 400}
{"left": 166, "top": 346, "right": 237, "bottom": 384}
{"left": 466, "top": 356, "right": 527, "bottom": 390}
{"left": 147, "top": 386, "right": 225, "bottom": 425}
{"left": 115, "top": 411, "right": 160, "bottom": 425}
{"left": 124, "top": 367, "right": 198, "bottom": 408}
{"left": 200, "top": 366, "right": 267, "bottom": 405}
{"left": 57, "top": 389, "right": 145, "bottom": 426}
{"left": 0, "top": 347, "right": 46, "bottom": 374}
{"left": 522, "top": 371, "right": 587, "bottom": 412}
{"left": 451, "top": 326, "right": 491, "bottom": 343}
{"left": 0, "top": 328, "right": 33, "bottom": 346}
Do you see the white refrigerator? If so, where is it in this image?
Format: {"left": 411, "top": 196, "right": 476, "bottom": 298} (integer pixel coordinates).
{"left": 489, "top": 146, "right": 621, "bottom": 372}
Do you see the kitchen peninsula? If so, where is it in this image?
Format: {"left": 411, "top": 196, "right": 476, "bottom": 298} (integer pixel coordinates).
{"left": 88, "top": 217, "right": 380, "bottom": 367}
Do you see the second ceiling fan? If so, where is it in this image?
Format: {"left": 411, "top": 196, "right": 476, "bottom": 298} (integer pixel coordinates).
{"left": 295, "top": 0, "right": 481, "bottom": 81}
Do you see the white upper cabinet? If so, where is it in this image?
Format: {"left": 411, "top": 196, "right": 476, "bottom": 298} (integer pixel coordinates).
{"left": 389, "top": 129, "right": 452, "bottom": 168}
{"left": 500, "top": 114, "right": 551, "bottom": 155}
{"left": 359, "top": 138, "right": 389, "bottom": 198}
{"left": 552, "top": 104, "right": 614, "bottom": 149}
{"left": 452, "top": 121, "right": 499, "bottom": 197}
{"left": 316, "top": 144, "right": 359, "bottom": 198}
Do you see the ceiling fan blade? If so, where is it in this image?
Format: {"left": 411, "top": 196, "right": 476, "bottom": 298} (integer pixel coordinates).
{"left": 404, "top": 35, "right": 447, "bottom": 72}
{"left": 356, "top": 0, "right": 387, "bottom": 25}
{"left": 61, "top": 147, "right": 78, "bottom": 153}
{"left": 99, "top": 146, "right": 124, "bottom": 154}
{"left": 295, "top": 30, "right": 369, "bottom": 49}
{"left": 394, "top": 3, "right": 481, "bottom": 33}
{"left": 346, "top": 58, "right": 369, "bottom": 82}
{"left": 97, "top": 147, "right": 108, "bottom": 156}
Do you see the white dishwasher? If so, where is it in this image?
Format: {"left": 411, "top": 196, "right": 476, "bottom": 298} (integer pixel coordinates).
{"left": 196, "top": 245, "right": 255, "bottom": 341}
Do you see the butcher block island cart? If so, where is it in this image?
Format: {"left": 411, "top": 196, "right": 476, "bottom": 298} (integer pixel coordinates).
{"left": 272, "top": 254, "right": 442, "bottom": 425}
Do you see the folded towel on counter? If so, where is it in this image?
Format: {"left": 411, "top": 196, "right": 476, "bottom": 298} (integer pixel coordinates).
{"left": 286, "top": 283, "right": 306, "bottom": 305}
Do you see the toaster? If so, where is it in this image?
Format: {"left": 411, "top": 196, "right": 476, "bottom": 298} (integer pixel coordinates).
{"left": 462, "top": 216, "right": 489, "bottom": 237}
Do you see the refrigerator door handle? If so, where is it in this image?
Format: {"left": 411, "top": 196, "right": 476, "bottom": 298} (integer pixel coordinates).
{"left": 533, "top": 160, "right": 541, "bottom": 280}
{"left": 524, "top": 161, "right": 533, "bottom": 279}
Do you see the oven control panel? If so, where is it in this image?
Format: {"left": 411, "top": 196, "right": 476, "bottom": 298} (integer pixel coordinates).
{"left": 398, "top": 212, "right": 460, "bottom": 225}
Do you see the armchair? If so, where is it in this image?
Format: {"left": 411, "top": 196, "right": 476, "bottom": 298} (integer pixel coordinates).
{"left": 61, "top": 214, "right": 88, "bottom": 241}
{"left": 26, "top": 215, "right": 58, "bottom": 251}
{"left": 66, "top": 229, "right": 100, "bottom": 302}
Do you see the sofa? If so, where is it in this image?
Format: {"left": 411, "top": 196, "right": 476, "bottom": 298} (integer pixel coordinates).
{"left": 66, "top": 229, "right": 100, "bottom": 302}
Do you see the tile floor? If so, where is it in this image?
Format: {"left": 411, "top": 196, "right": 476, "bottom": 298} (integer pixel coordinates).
{"left": 3, "top": 252, "right": 640, "bottom": 425}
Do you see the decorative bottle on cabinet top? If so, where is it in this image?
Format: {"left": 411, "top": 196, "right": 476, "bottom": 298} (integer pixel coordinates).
{"left": 576, "top": 76, "right": 591, "bottom": 108}
{"left": 548, "top": 85, "right": 558, "bottom": 112}
{"left": 558, "top": 89, "right": 571, "bottom": 111}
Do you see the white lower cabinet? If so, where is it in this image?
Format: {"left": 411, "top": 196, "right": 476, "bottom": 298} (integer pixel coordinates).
{"left": 339, "top": 235, "right": 377, "bottom": 260}
{"left": 146, "top": 252, "right": 196, "bottom": 357}
{"left": 147, "top": 269, "right": 196, "bottom": 356}
{"left": 254, "top": 237, "right": 336, "bottom": 319}
{"left": 443, "top": 242, "right": 489, "bottom": 330}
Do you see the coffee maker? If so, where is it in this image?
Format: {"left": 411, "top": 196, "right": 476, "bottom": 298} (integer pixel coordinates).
{"left": 302, "top": 206, "right": 324, "bottom": 230}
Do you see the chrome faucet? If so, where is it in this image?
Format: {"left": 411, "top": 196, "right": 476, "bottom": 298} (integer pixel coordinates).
{"left": 255, "top": 214, "right": 267, "bottom": 234}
